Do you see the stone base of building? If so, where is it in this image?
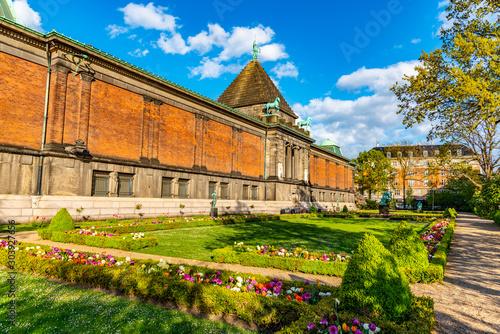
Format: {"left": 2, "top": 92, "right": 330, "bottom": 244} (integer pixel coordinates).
{"left": 0, "top": 194, "right": 357, "bottom": 224}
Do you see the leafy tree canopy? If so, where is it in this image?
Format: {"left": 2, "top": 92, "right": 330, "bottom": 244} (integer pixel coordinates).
{"left": 353, "top": 150, "right": 392, "bottom": 199}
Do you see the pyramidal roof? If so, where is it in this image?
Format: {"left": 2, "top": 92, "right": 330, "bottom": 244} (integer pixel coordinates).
{"left": 0, "top": 0, "right": 18, "bottom": 22}
{"left": 217, "top": 60, "right": 297, "bottom": 119}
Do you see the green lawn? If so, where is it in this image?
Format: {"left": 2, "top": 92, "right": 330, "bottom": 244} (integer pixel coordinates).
{"left": 0, "top": 270, "right": 254, "bottom": 334}
{"left": 136, "top": 217, "right": 430, "bottom": 261}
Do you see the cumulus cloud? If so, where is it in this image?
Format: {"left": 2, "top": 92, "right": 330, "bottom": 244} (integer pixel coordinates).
{"left": 106, "top": 24, "right": 129, "bottom": 38}
{"left": 411, "top": 38, "right": 421, "bottom": 44}
{"left": 157, "top": 32, "right": 190, "bottom": 55}
{"left": 128, "top": 48, "right": 149, "bottom": 57}
{"left": 119, "top": 2, "right": 177, "bottom": 31}
{"left": 12, "top": 0, "right": 42, "bottom": 31}
{"left": 271, "top": 62, "right": 298, "bottom": 79}
{"left": 189, "top": 58, "right": 243, "bottom": 79}
{"left": 293, "top": 61, "right": 428, "bottom": 158}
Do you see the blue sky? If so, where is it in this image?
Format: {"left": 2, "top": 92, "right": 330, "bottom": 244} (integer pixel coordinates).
{"left": 10, "top": 0, "right": 451, "bottom": 159}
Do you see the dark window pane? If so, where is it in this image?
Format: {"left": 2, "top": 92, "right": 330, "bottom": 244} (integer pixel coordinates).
{"left": 92, "top": 171, "right": 109, "bottom": 196}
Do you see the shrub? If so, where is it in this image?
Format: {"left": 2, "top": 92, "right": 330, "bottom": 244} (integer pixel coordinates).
{"left": 388, "top": 221, "right": 428, "bottom": 270}
{"left": 309, "top": 205, "right": 317, "bottom": 213}
{"left": 364, "top": 199, "right": 379, "bottom": 210}
{"left": 48, "top": 208, "right": 75, "bottom": 232}
{"left": 493, "top": 211, "right": 500, "bottom": 225}
{"left": 443, "top": 208, "right": 457, "bottom": 219}
{"left": 338, "top": 234, "right": 412, "bottom": 322}
{"left": 342, "top": 205, "right": 349, "bottom": 213}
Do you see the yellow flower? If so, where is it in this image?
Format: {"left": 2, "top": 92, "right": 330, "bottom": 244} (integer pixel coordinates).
{"left": 342, "top": 323, "right": 349, "bottom": 331}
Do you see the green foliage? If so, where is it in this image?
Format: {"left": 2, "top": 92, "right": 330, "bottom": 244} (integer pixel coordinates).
{"left": 388, "top": 221, "right": 429, "bottom": 270}
{"left": 37, "top": 229, "right": 52, "bottom": 240}
{"left": 443, "top": 208, "right": 457, "bottom": 219}
{"left": 309, "top": 205, "right": 317, "bottom": 213}
{"left": 48, "top": 208, "right": 75, "bottom": 232}
{"left": 212, "top": 247, "right": 348, "bottom": 277}
{"left": 364, "top": 198, "right": 379, "bottom": 210}
{"left": 354, "top": 150, "right": 393, "bottom": 200}
{"left": 50, "top": 231, "right": 157, "bottom": 251}
{"left": 339, "top": 234, "right": 412, "bottom": 321}
{"left": 493, "top": 211, "right": 500, "bottom": 225}
{"left": 342, "top": 205, "right": 349, "bottom": 213}
{"left": 472, "top": 176, "right": 500, "bottom": 219}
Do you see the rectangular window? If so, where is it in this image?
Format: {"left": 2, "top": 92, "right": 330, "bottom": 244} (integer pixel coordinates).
{"left": 394, "top": 189, "right": 401, "bottom": 196}
{"left": 393, "top": 179, "right": 398, "bottom": 186}
{"left": 161, "top": 177, "right": 173, "bottom": 198}
{"left": 457, "top": 149, "right": 462, "bottom": 156}
{"left": 178, "top": 179, "right": 189, "bottom": 198}
{"left": 441, "top": 179, "right": 446, "bottom": 186}
{"left": 409, "top": 151, "right": 413, "bottom": 157}
{"left": 417, "top": 180, "right": 421, "bottom": 185}
{"left": 392, "top": 161, "right": 397, "bottom": 167}
{"left": 424, "top": 180, "right": 430, "bottom": 186}
{"left": 208, "top": 181, "right": 217, "bottom": 199}
{"left": 221, "top": 183, "right": 229, "bottom": 199}
{"left": 423, "top": 151, "right": 428, "bottom": 157}
{"left": 386, "top": 152, "right": 391, "bottom": 158}
{"left": 424, "top": 170, "right": 429, "bottom": 176}
{"left": 422, "top": 160, "right": 428, "bottom": 166}
{"left": 243, "top": 185, "right": 249, "bottom": 200}
{"left": 251, "top": 186, "right": 258, "bottom": 200}
{"left": 118, "top": 173, "right": 134, "bottom": 197}
{"left": 92, "top": 171, "right": 109, "bottom": 196}
{"left": 408, "top": 170, "right": 415, "bottom": 176}
{"left": 441, "top": 170, "right": 446, "bottom": 176}
{"left": 408, "top": 179, "right": 415, "bottom": 186}
{"left": 417, "top": 190, "right": 421, "bottom": 196}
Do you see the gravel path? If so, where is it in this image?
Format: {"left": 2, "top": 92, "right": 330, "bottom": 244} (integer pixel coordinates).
{"left": 5, "top": 213, "right": 500, "bottom": 333}
{"left": 410, "top": 213, "right": 500, "bottom": 333}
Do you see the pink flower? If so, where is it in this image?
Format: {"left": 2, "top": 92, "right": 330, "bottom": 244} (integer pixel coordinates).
{"left": 307, "top": 323, "right": 314, "bottom": 330}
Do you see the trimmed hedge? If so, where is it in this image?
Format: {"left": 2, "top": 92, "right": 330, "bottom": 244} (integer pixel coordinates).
{"left": 37, "top": 230, "right": 157, "bottom": 251}
{"left": 389, "top": 221, "right": 429, "bottom": 270}
{"left": 443, "top": 208, "right": 457, "bottom": 219}
{"left": 277, "top": 295, "right": 435, "bottom": 334}
{"left": 95, "top": 215, "right": 280, "bottom": 234}
{"left": 494, "top": 211, "right": 500, "bottom": 225}
{"left": 212, "top": 247, "right": 348, "bottom": 277}
{"left": 0, "top": 243, "right": 434, "bottom": 333}
{"left": 48, "top": 208, "right": 75, "bottom": 231}
{"left": 339, "top": 233, "right": 413, "bottom": 322}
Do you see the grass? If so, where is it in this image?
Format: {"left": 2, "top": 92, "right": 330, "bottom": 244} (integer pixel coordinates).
{"left": 0, "top": 270, "right": 254, "bottom": 334}
{"left": 136, "top": 217, "right": 430, "bottom": 261}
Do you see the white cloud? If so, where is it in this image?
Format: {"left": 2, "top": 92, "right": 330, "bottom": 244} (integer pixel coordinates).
{"left": 293, "top": 61, "right": 427, "bottom": 158}
{"left": 119, "top": 2, "right": 177, "bottom": 31}
{"left": 106, "top": 24, "right": 129, "bottom": 38}
{"left": 271, "top": 62, "right": 298, "bottom": 79}
{"left": 157, "top": 32, "right": 190, "bottom": 55}
{"left": 187, "top": 24, "right": 228, "bottom": 55}
{"left": 411, "top": 38, "right": 421, "bottom": 44}
{"left": 128, "top": 48, "right": 149, "bottom": 57}
{"left": 394, "top": 44, "right": 403, "bottom": 49}
{"left": 215, "top": 25, "right": 277, "bottom": 62}
{"left": 438, "top": 0, "right": 449, "bottom": 8}
{"left": 189, "top": 57, "right": 243, "bottom": 79}
{"left": 128, "top": 34, "right": 137, "bottom": 39}
{"left": 259, "top": 43, "right": 288, "bottom": 62}
{"left": 12, "top": 0, "right": 42, "bottom": 31}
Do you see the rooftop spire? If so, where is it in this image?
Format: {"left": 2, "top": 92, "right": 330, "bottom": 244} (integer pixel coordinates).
{"left": 252, "top": 39, "right": 260, "bottom": 60}
{"left": 0, "top": 0, "right": 18, "bottom": 23}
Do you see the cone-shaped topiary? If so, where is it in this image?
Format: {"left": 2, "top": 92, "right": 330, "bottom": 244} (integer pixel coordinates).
{"left": 48, "top": 208, "right": 75, "bottom": 231}
{"left": 339, "top": 233, "right": 412, "bottom": 322}
{"left": 388, "top": 221, "right": 429, "bottom": 269}
{"left": 342, "top": 205, "right": 349, "bottom": 213}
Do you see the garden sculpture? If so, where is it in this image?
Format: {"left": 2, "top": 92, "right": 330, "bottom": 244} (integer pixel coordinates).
{"left": 380, "top": 191, "right": 393, "bottom": 206}
{"left": 417, "top": 201, "right": 423, "bottom": 211}
{"left": 110, "top": 172, "right": 118, "bottom": 195}
{"left": 265, "top": 97, "right": 280, "bottom": 115}
{"left": 252, "top": 40, "right": 261, "bottom": 60}
{"left": 211, "top": 190, "right": 217, "bottom": 209}
{"left": 297, "top": 117, "right": 312, "bottom": 131}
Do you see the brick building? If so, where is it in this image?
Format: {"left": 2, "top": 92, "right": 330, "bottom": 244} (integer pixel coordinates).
{"left": 0, "top": 17, "right": 356, "bottom": 223}
{"left": 372, "top": 143, "right": 479, "bottom": 201}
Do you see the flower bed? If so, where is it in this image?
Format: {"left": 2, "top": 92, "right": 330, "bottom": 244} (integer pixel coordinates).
{"left": 212, "top": 243, "right": 351, "bottom": 278}
{"left": 0, "top": 241, "right": 434, "bottom": 333}
{"left": 401, "top": 218, "right": 455, "bottom": 283}
{"left": 37, "top": 229, "right": 157, "bottom": 251}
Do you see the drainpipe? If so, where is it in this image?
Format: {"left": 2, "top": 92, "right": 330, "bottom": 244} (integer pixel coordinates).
{"left": 263, "top": 127, "right": 268, "bottom": 202}
{"left": 36, "top": 43, "right": 51, "bottom": 195}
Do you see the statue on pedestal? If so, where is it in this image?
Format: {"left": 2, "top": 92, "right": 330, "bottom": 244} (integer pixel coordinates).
{"left": 379, "top": 190, "right": 392, "bottom": 214}
{"left": 211, "top": 190, "right": 217, "bottom": 209}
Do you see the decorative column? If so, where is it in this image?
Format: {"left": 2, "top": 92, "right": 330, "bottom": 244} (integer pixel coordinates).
{"left": 77, "top": 72, "right": 93, "bottom": 146}
{"left": 140, "top": 96, "right": 153, "bottom": 163}
{"left": 46, "top": 65, "right": 70, "bottom": 150}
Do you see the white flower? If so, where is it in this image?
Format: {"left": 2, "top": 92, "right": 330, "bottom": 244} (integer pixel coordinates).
{"left": 14, "top": 247, "right": 19, "bottom": 251}
{"left": 159, "top": 258, "right": 164, "bottom": 262}
{"left": 286, "top": 290, "right": 292, "bottom": 294}
{"left": 141, "top": 264, "right": 146, "bottom": 268}
{"left": 198, "top": 273, "right": 204, "bottom": 277}
{"left": 325, "top": 292, "right": 331, "bottom": 296}
{"left": 36, "top": 246, "right": 40, "bottom": 249}
{"left": 335, "top": 298, "right": 340, "bottom": 306}
{"left": 364, "top": 324, "right": 369, "bottom": 330}
{"left": 236, "top": 276, "right": 243, "bottom": 283}
{"left": 179, "top": 265, "right": 185, "bottom": 272}
{"left": 101, "top": 260, "right": 105, "bottom": 264}
{"left": 236, "top": 282, "right": 242, "bottom": 287}
{"left": 257, "top": 245, "right": 261, "bottom": 250}
{"left": 375, "top": 328, "right": 381, "bottom": 333}
{"left": 319, "top": 292, "right": 325, "bottom": 296}
{"left": 126, "top": 257, "right": 131, "bottom": 261}
{"left": 72, "top": 249, "right": 76, "bottom": 252}
{"left": 25, "top": 247, "right": 29, "bottom": 251}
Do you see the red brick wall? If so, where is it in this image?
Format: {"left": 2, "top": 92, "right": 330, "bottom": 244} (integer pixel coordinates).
{"left": 62, "top": 74, "right": 80, "bottom": 145}
{"left": 338, "top": 164, "right": 345, "bottom": 189}
{"left": 158, "top": 104, "right": 196, "bottom": 168}
{"left": 329, "top": 163, "right": 337, "bottom": 188}
{"left": 204, "top": 120, "right": 232, "bottom": 173}
{"left": 347, "top": 168, "right": 353, "bottom": 190}
{"left": 309, "top": 155, "right": 316, "bottom": 185}
{"left": 239, "top": 132, "right": 263, "bottom": 178}
{"left": 0, "top": 52, "right": 46, "bottom": 149}
{"left": 316, "top": 157, "right": 327, "bottom": 187}
{"left": 88, "top": 80, "right": 142, "bottom": 160}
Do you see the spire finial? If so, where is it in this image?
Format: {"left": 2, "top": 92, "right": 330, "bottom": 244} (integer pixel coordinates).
{"left": 252, "top": 39, "right": 261, "bottom": 60}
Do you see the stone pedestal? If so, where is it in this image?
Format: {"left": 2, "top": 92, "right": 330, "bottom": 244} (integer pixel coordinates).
{"left": 210, "top": 208, "right": 218, "bottom": 217}
{"left": 379, "top": 205, "right": 389, "bottom": 214}
{"left": 263, "top": 114, "right": 278, "bottom": 124}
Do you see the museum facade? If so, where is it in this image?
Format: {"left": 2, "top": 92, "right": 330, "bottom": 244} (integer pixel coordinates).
{"left": 0, "top": 17, "right": 356, "bottom": 222}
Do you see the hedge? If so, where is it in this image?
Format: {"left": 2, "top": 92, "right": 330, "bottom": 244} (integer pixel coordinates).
{"left": 493, "top": 211, "right": 500, "bottom": 225}
{"left": 0, "top": 243, "right": 434, "bottom": 333}
{"left": 94, "top": 215, "right": 280, "bottom": 234}
{"left": 212, "top": 247, "right": 348, "bottom": 277}
{"left": 37, "top": 230, "right": 157, "bottom": 251}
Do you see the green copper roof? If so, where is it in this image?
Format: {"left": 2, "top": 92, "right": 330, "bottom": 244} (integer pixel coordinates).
{"left": 320, "top": 139, "right": 337, "bottom": 147}
{"left": 0, "top": 0, "right": 17, "bottom": 22}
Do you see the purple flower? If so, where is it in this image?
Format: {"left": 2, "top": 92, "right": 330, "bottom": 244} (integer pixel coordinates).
{"left": 216, "top": 271, "right": 221, "bottom": 276}
{"left": 328, "top": 325, "right": 338, "bottom": 334}
{"left": 307, "top": 323, "right": 315, "bottom": 330}
{"left": 369, "top": 323, "right": 377, "bottom": 331}
{"left": 305, "top": 280, "right": 310, "bottom": 285}
{"left": 355, "top": 330, "right": 363, "bottom": 334}
{"left": 353, "top": 318, "right": 360, "bottom": 326}
{"left": 320, "top": 318, "right": 328, "bottom": 325}
{"left": 303, "top": 292, "right": 312, "bottom": 300}
{"left": 229, "top": 277, "right": 234, "bottom": 282}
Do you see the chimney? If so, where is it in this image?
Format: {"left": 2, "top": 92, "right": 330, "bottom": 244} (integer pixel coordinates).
{"left": 431, "top": 141, "right": 434, "bottom": 145}
{"left": 382, "top": 144, "right": 385, "bottom": 147}
{"left": 376, "top": 140, "right": 379, "bottom": 147}
{"left": 418, "top": 141, "right": 421, "bottom": 146}
{"left": 397, "top": 142, "right": 400, "bottom": 146}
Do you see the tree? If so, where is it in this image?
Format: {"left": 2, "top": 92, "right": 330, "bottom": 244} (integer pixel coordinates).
{"left": 353, "top": 150, "right": 392, "bottom": 200}
{"left": 384, "top": 142, "right": 415, "bottom": 208}
{"left": 391, "top": 1, "right": 500, "bottom": 180}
